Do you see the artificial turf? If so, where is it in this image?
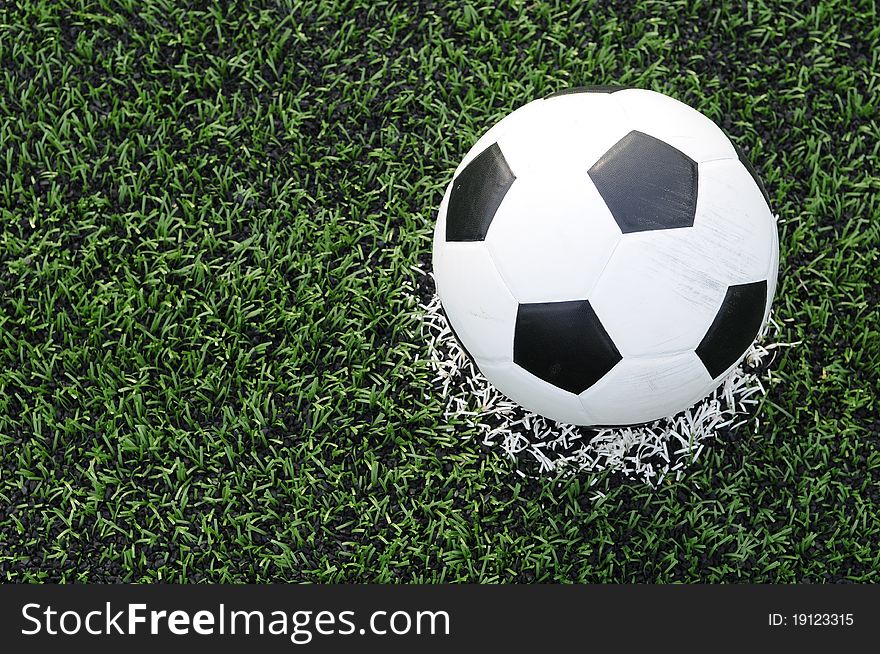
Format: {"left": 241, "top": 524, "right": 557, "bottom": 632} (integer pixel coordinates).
{"left": 1, "top": 0, "right": 878, "bottom": 582}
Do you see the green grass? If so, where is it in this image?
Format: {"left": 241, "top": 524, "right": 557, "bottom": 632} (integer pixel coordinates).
{"left": 1, "top": 0, "right": 878, "bottom": 582}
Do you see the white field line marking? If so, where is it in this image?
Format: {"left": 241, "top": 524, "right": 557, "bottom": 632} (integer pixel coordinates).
{"left": 418, "top": 279, "right": 786, "bottom": 487}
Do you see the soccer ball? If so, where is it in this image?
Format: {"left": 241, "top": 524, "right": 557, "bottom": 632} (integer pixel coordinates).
{"left": 432, "top": 87, "right": 778, "bottom": 426}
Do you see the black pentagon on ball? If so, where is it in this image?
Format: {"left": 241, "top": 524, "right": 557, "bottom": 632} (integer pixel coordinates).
{"left": 445, "top": 142, "right": 515, "bottom": 242}
{"left": 514, "top": 299, "right": 622, "bottom": 394}
{"left": 545, "top": 85, "right": 632, "bottom": 98}
{"left": 589, "top": 130, "right": 698, "bottom": 233}
{"left": 696, "top": 280, "right": 768, "bottom": 379}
